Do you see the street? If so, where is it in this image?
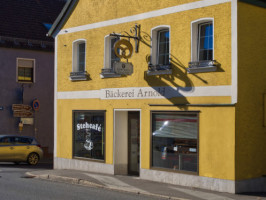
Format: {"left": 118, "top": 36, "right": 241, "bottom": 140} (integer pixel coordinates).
{"left": 0, "top": 162, "right": 265, "bottom": 200}
{"left": 0, "top": 163, "right": 161, "bottom": 200}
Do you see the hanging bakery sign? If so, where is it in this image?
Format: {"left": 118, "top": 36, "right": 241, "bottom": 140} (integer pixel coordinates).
{"left": 109, "top": 24, "right": 140, "bottom": 76}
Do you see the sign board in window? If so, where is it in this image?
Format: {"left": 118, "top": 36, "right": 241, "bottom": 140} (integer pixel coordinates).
{"left": 73, "top": 111, "right": 105, "bottom": 161}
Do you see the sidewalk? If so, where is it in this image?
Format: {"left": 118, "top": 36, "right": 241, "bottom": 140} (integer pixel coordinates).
{"left": 26, "top": 169, "right": 265, "bottom": 200}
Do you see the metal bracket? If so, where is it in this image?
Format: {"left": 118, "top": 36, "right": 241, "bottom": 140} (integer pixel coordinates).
{"left": 109, "top": 24, "right": 140, "bottom": 53}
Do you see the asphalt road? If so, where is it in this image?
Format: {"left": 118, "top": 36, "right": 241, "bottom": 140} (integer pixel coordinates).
{"left": 0, "top": 162, "right": 162, "bottom": 200}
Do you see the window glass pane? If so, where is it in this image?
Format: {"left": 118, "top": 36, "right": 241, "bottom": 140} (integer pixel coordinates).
{"left": 157, "top": 30, "right": 169, "bottom": 65}
{"left": 18, "top": 67, "right": 33, "bottom": 82}
{"left": 198, "top": 23, "right": 213, "bottom": 61}
{"left": 111, "top": 38, "right": 120, "bottom": 68}
{"left": 152, "top": 112, "right": 198, "bottom": 172}
{"left": 73, "top": 111, "right": 105, "bottom": 160}
{"left": 24, "top": 68, "right": 33, "bottom": 81}
{"left": 78, "top": 43, "right": 85, "bottom": 72}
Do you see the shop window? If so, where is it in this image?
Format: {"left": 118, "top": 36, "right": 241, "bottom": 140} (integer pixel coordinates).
{"left": 70, "top": 39, "right": 88, "bottom": 81}
{"left": 100, "top": 35, "right": 121, "bottom": 78}
{"left": 73, "top": 111, "right": 105, "bottom": 161}
{"left": 17, "top": 58, "right": 34, "bottom": 83}
{"left": 147, "top": 26, "right": 172, "bottom": 75}
{"left": 187, "top": 18, "right": 218, "bottom": 73}
{"left": 151, "top": 112, "right": 198, "bottom": 173}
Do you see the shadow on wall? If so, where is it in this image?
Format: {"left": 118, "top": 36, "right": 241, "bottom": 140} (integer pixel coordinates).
{"left": 138, "top": 30, "right": 208, "bottom": 109}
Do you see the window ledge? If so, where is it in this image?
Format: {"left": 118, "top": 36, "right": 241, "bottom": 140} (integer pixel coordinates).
{"left": 146, "top": 64, "right": 172, "bottom": 76}
{"left": 100, "top": 68, "right": 121, "bottom": 78}
{"left": 69, "top": 71, "right": 89, "bottom": 81}
{"left": 187, "top": 60, "right": 218, "bottom": 73}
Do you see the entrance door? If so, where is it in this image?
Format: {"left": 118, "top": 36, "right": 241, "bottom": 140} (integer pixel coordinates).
{"left": 128, "top": 111, "right": 140, "bottom": 175}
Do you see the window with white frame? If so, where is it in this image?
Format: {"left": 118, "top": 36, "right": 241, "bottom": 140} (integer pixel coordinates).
{"left": 70, "top": 39, "right": 88, "bottom": 81}
{"left": 101, "top": 35, "right": 121, "bottom": 78}
{"left": 17, "top": 58, "right": 34, "bottom": 83}
{"left": 148, "top": 26, "right": 171, "bottom": 75}
{"left": 73, "top": 40, "right": 86, "bottom": 72}
{"left": 188, "top": 19, "right": 217, "bottom": 73}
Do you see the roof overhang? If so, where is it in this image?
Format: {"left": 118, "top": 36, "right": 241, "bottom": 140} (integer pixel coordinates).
{"left": 47, "top": 0, "right": 78, "bottom": 38}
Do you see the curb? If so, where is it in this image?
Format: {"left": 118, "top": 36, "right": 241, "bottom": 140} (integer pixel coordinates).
{"left": 25, "top": 172, "right": 188, "bottom": 200}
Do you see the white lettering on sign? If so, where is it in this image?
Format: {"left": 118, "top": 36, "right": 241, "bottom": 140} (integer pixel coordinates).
{"left": 77, "top": 122, "right": 102, "bottom": 132}
{"left": 103, "top": 87, "right": 166, "bottom": 99}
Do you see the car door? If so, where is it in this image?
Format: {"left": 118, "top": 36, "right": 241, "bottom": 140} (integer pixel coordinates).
{"left": 0, "top": 137, "right": 14, "bottom": 161}
{"left": 15, "top": 137, "right": 32, "bottom": 161}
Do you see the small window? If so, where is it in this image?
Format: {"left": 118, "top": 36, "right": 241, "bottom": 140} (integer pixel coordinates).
{"left": 157, "top": 30, "right": 170, "bottom": 65}
{"left": 147, "top": 26, "right": 171, "bottom": 76}
{"left": 188, "top": 18, "right": 217, "bottom": 73}
{"left": 73, "top": 40, "right": 86, "bottom": 72}
{"left": 17, "top": 58, "right": 34, "bottom": 83}
{"left": 70, "top": 40, "right": 88, "bottom": 81}
{"left": 101, "top": 36, "right": 121, "bottom": 78}
{"left": 198, "top": 22, "right": 213, "bottom": 61}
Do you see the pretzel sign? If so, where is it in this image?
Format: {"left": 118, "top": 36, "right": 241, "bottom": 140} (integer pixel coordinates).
{"left": 114, "top": 39, "right": 133, "bottom": 59}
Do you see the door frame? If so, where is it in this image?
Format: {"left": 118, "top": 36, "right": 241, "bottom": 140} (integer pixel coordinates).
{"left": 113, "top": 109, "right": 141, "bottom": 175}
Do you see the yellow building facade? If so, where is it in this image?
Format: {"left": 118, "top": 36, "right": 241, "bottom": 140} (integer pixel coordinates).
{"left": 49, "top": 0, "right": 266, "bottom": 193}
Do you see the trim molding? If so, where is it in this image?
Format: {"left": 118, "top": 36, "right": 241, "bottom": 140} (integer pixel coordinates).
{"left": 57, "top": 85, "right": 232, "bottom": 100}
{"left": 231, "top": 0, "right": 238, "bottom": 104}
{"left": 58, "top": 0, "right": 231, "bottom": 35}
{"left": 54, "top": 36, "right": 58, "bottom": 157}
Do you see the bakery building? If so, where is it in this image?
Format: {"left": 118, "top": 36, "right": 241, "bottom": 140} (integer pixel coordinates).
{"left": 48, "top": 0, "right": 266, "bottom": 193}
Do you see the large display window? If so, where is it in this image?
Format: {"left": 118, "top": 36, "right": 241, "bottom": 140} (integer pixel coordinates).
{"left": 73, "top": 111, "right": 105, "bottom": 161}
{"left": 151, "top": 112, "right": 198, "bottom": 173}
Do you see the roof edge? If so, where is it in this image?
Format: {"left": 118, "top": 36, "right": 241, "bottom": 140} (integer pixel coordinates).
{"left": 239, "top": 0, "right": 266, "bottom": 8}
{"left": 47, "top": 0, "right": 78, "bottom": 37}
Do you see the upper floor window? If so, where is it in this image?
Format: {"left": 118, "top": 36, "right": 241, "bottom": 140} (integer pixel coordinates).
{"left": 73, "top": 40, "right": 86, "bottom": 72}
{"left": 70, "top": 39, "right": 88, "bottom": 81}
{"left": 110, "top": 37, "right": 120, "bottom": 68}
{"left": 17, "top": 58, "right": 34, "bottom": 83}
{"left": 101, "top": 35, "right": 121, "bottom": 78}
{"left": 188, "top": 18, "right": 217, "bottom": 73}
{"left": 198, "top": 22, "right": 213, "bottom": 61}
{"left": 157, "top": 29, "right": 170, "bottom": 65}
{"left": 147, "top": 26, "right": 171, "bottom": 76}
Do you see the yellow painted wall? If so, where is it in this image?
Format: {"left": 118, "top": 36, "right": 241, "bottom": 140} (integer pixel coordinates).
{"left": 236, "top": 2, "right": 266, "bottom": 180}
{"left": 56, "top": 1, "right": 236, "bottom": 180}
{"left": 56, "top": 99, "right": 235, "bottom": 180}
{"left": 57, "top": 3, "right": 232, "bottom": 93}
{"left": 62, "top": 0, "right": 200, "bottom": 29}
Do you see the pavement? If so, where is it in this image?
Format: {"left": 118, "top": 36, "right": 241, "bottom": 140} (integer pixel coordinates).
{"left": 25, "top": 166, "right": 266, "bottom": 200}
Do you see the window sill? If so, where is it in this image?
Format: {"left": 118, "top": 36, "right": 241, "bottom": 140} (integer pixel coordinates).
{"left": 186, "top": 60, "right": 218, "bottom": 73}
{"left": 17, "top": 81, "right": 33, "bottom": 84}
{"left": 146, "top": 64, "right": 172, "bottom": 76}
{"left": 69, "top": 71, "right": 89, "bottom": 81}
{"left": 100, "top": 68, "right": 121, "bottom": 78}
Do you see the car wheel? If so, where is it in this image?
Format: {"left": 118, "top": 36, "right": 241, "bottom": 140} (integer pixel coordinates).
{"left": 14, "top": 162, "right": 20, "bottom": 165}
{"left": 27, "top": 153, "right": 39, "bottom": 165}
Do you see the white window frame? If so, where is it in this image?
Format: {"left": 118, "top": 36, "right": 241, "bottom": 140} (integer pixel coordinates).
{"left": 103, "top": 35, "right": 120, "bottom": 70}
{"left": 72, "top": 39, "right": 86, "bottom": 72}
{"left": 151, "top": 25, "right": 170, "bottom": 66}
{"left": 16, "top": 58, "right": 35, "bottom": 83}
{"left": 191, "top": 18, "right": 214, "bottom": 62}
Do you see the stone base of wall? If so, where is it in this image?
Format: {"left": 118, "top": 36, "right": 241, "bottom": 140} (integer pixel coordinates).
{"left": 54, "top": 157, "right": 114, "bottom": 175}
{"left": 140, "top": 169, "right": 266, "bottom": 194}
{"left": 53, "top": 158, "right": 266, "bottom": 193}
